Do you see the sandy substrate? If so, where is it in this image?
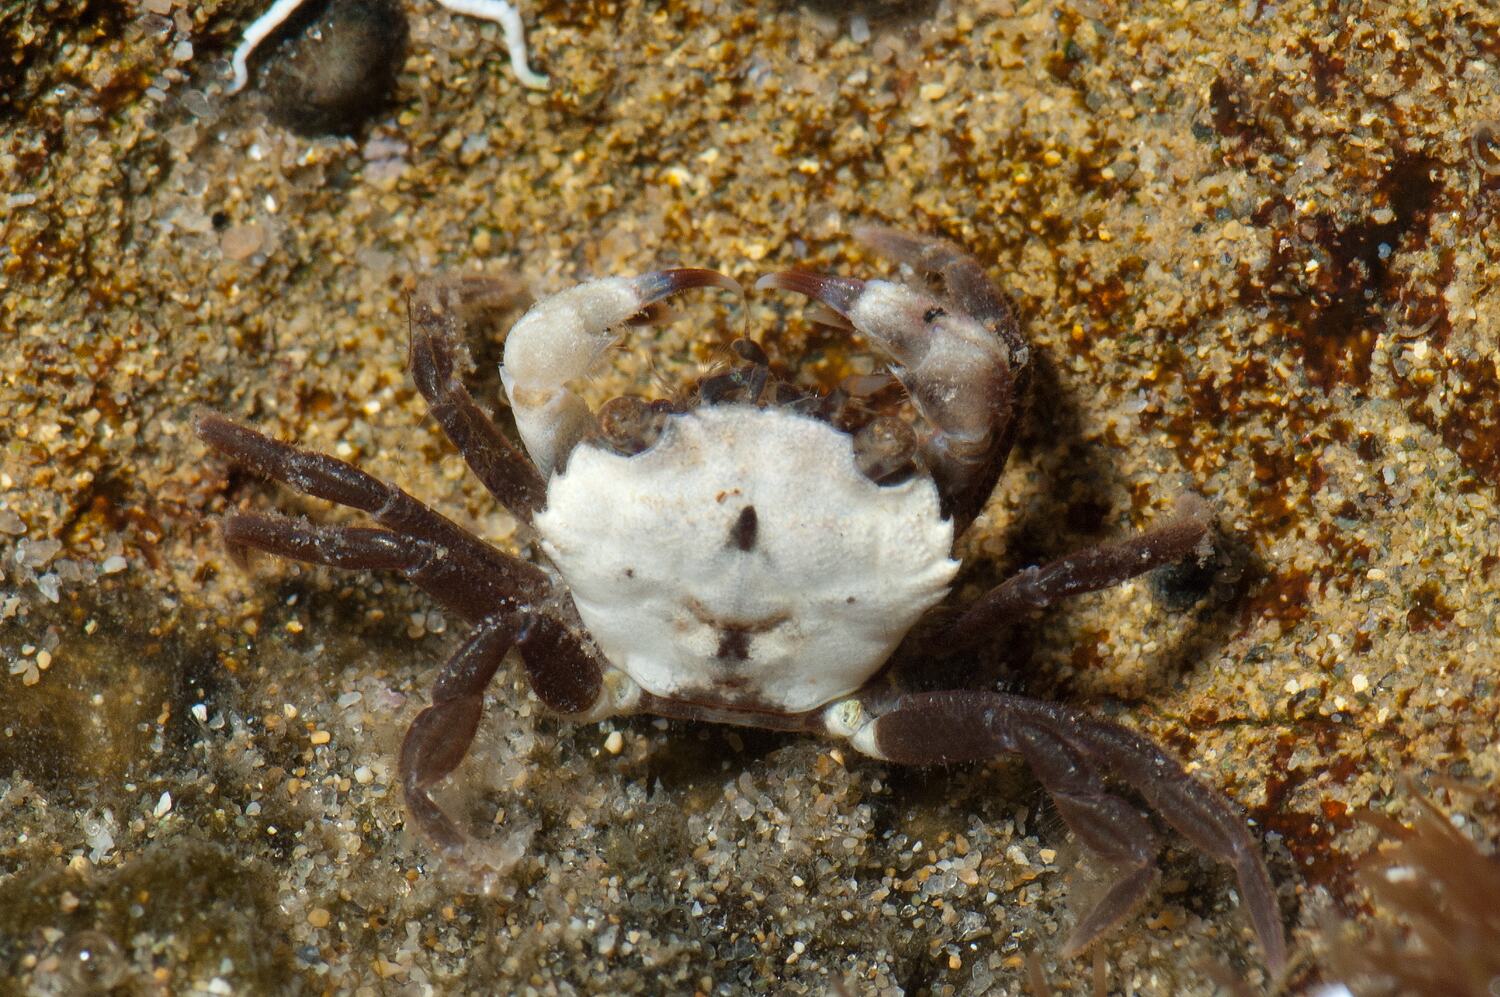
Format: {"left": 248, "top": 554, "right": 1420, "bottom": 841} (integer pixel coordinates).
{"left": 2, "top": 0, "right": 1498, "bottom": 993}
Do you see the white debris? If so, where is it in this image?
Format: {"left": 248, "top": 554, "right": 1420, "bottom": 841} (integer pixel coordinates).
{"left": 228, "top": 0, "right": 547, "bottom": 94}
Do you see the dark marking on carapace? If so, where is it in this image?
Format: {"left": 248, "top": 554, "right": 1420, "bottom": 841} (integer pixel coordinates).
{"left": 715, "top": 628, "right": 752, "bottom": 662}
{"left": 728, "top": 505, "right": 758, "bottom": 552}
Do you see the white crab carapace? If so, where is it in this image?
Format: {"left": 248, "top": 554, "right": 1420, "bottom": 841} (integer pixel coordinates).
{"left": 535, "top": 404, "right": 960, "bottom": 713}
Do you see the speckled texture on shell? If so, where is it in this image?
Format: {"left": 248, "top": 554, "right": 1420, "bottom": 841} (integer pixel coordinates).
{"left": 1, "top": 0, "right": 1498, "bottom": 993}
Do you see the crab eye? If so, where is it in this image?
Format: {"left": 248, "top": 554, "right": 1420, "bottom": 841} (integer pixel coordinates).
{"left": 595, "top": 396, "right": 668, "bottom": 457}
{"left": 853, "top": 416, "right": 921, "bottom": 486}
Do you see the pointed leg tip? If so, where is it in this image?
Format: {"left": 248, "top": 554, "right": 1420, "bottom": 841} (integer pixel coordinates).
{"left": 850, "top": 222, "right": 902, "bottom": 247}
{"left": 195, "top": 410, "right": 244, "bottom": 450}
{"left": 1256, "top": 923, "right": 1288, "bottom": 977}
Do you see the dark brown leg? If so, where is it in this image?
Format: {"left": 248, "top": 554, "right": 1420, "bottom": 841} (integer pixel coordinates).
{"left": 1012, "top": 721, "right": 1162, "bottom": 956}
{"left": 222, "top": 513, "right": 526, "bottom": 624}
{"left": 945, "top": 505, "right": 1212, "bottom": 652}
{"left": 851, "top": 690, "right": 1285, "bottom": 974}
{"left": 197, "top": 412, "right": 550, "bottom": 620}
{"left": 513, "top": 614, "right": 604, "bottom": 716}
{"left": 408, "top": 280, "right": 548, "bottom": 524}
{"left": 400, "top": 612, "right": 518, "bottom": 853}
{"left": 401, "top": 612, "right": 610, "bottom": 852}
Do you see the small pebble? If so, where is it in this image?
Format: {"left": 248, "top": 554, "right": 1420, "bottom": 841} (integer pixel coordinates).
{"left": 604, "top": 731, "right": 624, "bottom": 755}
{"left": 307, "top": 908, "right": 331, "bottom": 928}
{"left": 220, "top": 223, "right": 266, "bottom": 261}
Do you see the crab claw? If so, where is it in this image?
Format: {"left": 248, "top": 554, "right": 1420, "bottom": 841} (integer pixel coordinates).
{"left": 636, "top": 267, "right": 741, "bottom": 301}
{"left": 757, "top": 266, "right": 1010, "bottom": 501}
{"left": 502, "top": 268, "right": 741, "bottom": 474}
{"left": 755, "top": 271, "right": 866, "bottom": 313}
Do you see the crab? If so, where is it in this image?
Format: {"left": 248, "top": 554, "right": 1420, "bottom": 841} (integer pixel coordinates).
{"left": 195, "top": 228, "right": 1285, "bottom": 972}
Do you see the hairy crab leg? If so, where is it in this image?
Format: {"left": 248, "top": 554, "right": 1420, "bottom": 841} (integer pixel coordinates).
{"left": 828, "top": 691, "right": 1286, "bottom": 974}
{"left": 756, "top": 267, "right": 1012, "bottom": 526}
{"left": 196, "top": 413, "right": 549, "bottom": 606}
{"left": 945, "top": 500, "right": 1214, "bottom": 652}
{"left": 501, "top": 269, "right": 741, "bottom": 474}
{"left": 400, "top": 612, "right": 519, "bottom": 852}
{"left": 409, "top": 279, "right": 548, "bottom": 524}
{"left": 222, "top": 512, "right": 530, "bottom": 624}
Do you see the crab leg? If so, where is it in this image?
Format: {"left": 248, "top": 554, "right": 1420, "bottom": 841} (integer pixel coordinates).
{"left": 223, "top": 512, "right": 530, "bottom": 624}
{"left": 501, "top": 269, "right": 741, "bottom": 474}
{"left": 944, "top": 501, "right": 1213, "bottom": 652}
{"left": 409, "top": 279, "right": 548, "bottom": 524}
{"left": 757, "top": 266, "right": 1012, "bottom": 525}
{"left": 832, "top": 691, "right": 1285, "bottom": 974}
{"left": 400, "top": 612, "right": 519, "bottom": 852}
{"left": 196, "top": 413, "right": 549, "bottom": 611}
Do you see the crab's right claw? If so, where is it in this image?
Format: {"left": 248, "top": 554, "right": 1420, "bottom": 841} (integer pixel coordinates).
{"left": 502, "top": 269, "right": 742, "bottom": 474}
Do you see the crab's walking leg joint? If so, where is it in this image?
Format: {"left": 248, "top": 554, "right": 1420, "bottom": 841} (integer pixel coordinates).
{"left": 501, "top": 269, "right": 741, "bottom": 474}
{"left": 223, "top": 513, "right": 524, "bottom": 623}
{"left": 834, "top": 691, "right": 1286, "bottom": 975}
{"left": 758, "top": 257, "right": 1013, "bottom": 525}
{"left": 409, "top": 280, "right": 548, "bottom": 524}
{"left": 401, "top": 613, "right": 519, "bottom": 852}
{"left": 945, "top": 500, "right": 1214, "bottom": 652}
{"left": 514, "top": 614, "right": 605, "bottom": 716}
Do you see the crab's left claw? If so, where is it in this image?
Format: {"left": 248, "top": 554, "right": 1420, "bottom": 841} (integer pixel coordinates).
{"left": 757, "top": 268, "right": 1012, "bottom": 521}
{"left": 502, "top": 269, "right": 741, "bottom": 474}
